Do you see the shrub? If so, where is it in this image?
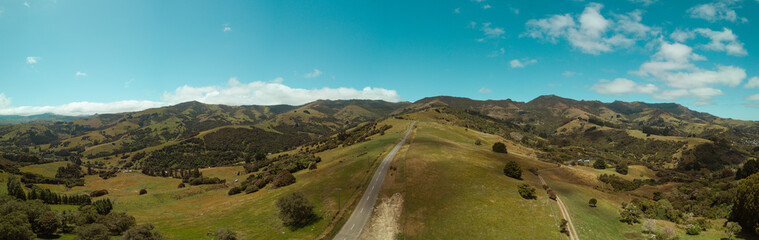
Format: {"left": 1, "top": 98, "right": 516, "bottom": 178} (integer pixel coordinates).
{"left": 503, "top": 161, "right": 522, "bottom": 180}
{"left": 272, "top": 171, "right": 296, "bottom": 188}
{"left": 593, "top": 159, "right": 607, "bottom": 169}
{"left": 528, "top": 167, "right": 538, "bottom": 175}
{"left": 228, "top": 187, "right": 242, "bottom": 196}
{"left": 725, "top": 221, "right": 742, "bottom": 240}
{"left": 642, "top": 219, "right": 657, "bottom": 233}
{"left": 89, "top": 189, "right": 109, "bottom": 198}
{"left": 730, "top": 172, "right": 759, "bottom": 234}
{"left": 92, "top": 198, "right": 113, "bottom": 215}
{"left": 685, "top": 224, "right": 701, "bottom": 235}
{"left": 559, "top": 219, "right": 568, "bottom": 235}
{"left": 244, "top": 185, "right": 259, "bottom": 194}
{"left": 139, "top": 189, "right": 147, "bottom": 195}
{"left": 98, "top": 212, "right": 135, "bottom": 235}
{"left": 121, "top": 224, "right": 165, "bottom": 240}
{"left": 517, "top": 184, "right": 536, "bottom": 200}
{"left": 276, "top": 192, "right": 316, "bottom": 228}
{"left": 619, "top": 203, "right": 642, "bottom": 224}
{"left": 616, "top": 162, "right": 629, "bottom": 175}
{"left": 308, "top": 162, "right": 317, "bottom": 170}
{"left": 75, "top": 223, "right": 109, "bottom": 240}
{"left": 474, "top": 139, "right": 482, "bottom": 145}
{"left": 492, "top": 142, "right": 508, "bottom": 154}
{"left": 177, "top": 183, "right": 185, "bottom": 188}
{"left": 211, "top": 228, "right": 237, "bottom": 240}
{"left": 589, "top": 198, "right": 597, "bottom": 207}
{"left": 547, "top": 189, "right": 557, "bottom": 200}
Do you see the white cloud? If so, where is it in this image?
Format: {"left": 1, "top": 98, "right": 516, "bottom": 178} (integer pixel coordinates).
{"left": 670, "top": 29, "right": 695, "bottom": 42}
{"left": 0, "top": 93, "right": 11, "bottom": 109}
{"left": 591, "top": 78, "right": 659, "bottom": 95}
{"left": 632, "top": 41, "right": 705, "bottom": 77}
{"left": 0, "top": 78, "right": 402, "bottom": 116}
{"left": 481, "top": 23, "right": 505, "bottom": 38}
{"left": 694, "top": 28, "right": 747, "bottom": 56}
{"left": 223, "top": 24, "right": 231, "bottom": 32}
{"left": 509, "top": 58, "right": 537, "bottom": 68}
{"left": 478, "top": 88, "right": 493, "bottom": 93}
{"left": 483, "top": 4, "right": 491, "bottom": 9}
{"left": 523, "top": 3, "right": 657, "bottom": 55}
{"left": 562, "top": 71, "right": 582, "bottom": 77}
{"left": 454, "top": 8, "right": 460, "bottom": 14}
{"left": 75, "top": 72, "right": 87, "bottom": 77}
{"left": 661, "top": 65, "right": 746, "bottom": 89}
{"left": 161, "top": 77, "right": 401, "bottom": 106}
{"left": 654, "top": 87, "right": 724, "bottom": 105}
{"left": 746, "top": 93, "right": 759, "bottom": 101}
{"left": 510, "top": 7, "right": 519, "bottom": 14}
{"left": 303, "top": 69, "right": 323, "bottom": 78}
{"left": 687, "top": 0, "right": 741, "bottom": 22}
{"left": 26, "top": 57, "right": 39, "bottom": 64}
{"left": 629, "top": 0, "right": 658, "bottom": 6}
{"left": 744, "top": 77, "right": 759, "bottom": 88}
{"left": 23, "top": 1, "right": 30, "bottom": 8}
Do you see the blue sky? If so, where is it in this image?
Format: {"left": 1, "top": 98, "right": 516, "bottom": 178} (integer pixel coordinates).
{"left": 1, "top": 0, "right": 759, "bottom": 120}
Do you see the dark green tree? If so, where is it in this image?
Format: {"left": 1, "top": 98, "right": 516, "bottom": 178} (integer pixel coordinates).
{"left": 35, "top": 211, "right": 61, "bottom": 237}
{"left": 503, "top": 160, "right": 522, "bottom": 180}
{"left": 492, "top": 142, "right": 508, "bottom": 154}
{"left": 589, "top": 198, "right": 597, "bottom": 207}
{"left": 92, "top": 199, "right": 113, "bottom": 215}
{"left": 98, "top": 212, "right": 135, "bottom": 235}
{"left": 7, "top": 176, "right": 27, "bottom": 200}
{"left": 272, "top": 171, "right": 296, "bottom": 188}
{"left": 593, "top": 159, "right": 607, "bottom": 169}
{"left": 0, "top": 211, "right": 35, "bottom": 240}
{"left": 276, "top": 192, "right": 316, "bottom": 228}
{"left": 736, "top": 159, "right": 759, "bottom": 180}
{"left": 74, "top": 223, "right": 109, "bottom": 240}
{"left": 121, "top": 224, "right": 165, "bottom": 240}
{"left": 731, "top": 172, "right": 759, "bottom": 234}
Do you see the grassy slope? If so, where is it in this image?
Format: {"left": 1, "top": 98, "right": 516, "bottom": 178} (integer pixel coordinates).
{"left": 19, "top": 161, "right": 72, "bottom": 178}
{"left": 42, "top": 119, "right": 414, "bottom": 239}
{"left": 385, "top": 120, "right": 564, "bottom": 239}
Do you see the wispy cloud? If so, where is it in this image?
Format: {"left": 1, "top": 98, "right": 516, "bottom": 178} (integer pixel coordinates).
{"left": 23, "top": 1, "right": 30, "bottom": 8}
{"left": 687, "top": 0, "right": 747, "bottom": 23}
{"left": 478, "top": 88, "right": 493, "bottom": 93}
{"left": 483, "top": 4, "right": 491, "bottom": 9}
{"left": 303, "top": 69, "right": 323, "bottom": 78}
{"left": 223, "top": 24, "right": 231, "bottom": 32}
{"left": 26, "top": 57, "right": 39, "bottom": 64}
{"left": 453, "top": 8, "right": 460, "bottom": 14}
{"left": 591, "top": 78, "right": 658, "bottom": 95}
{"left": 75, "top": 72, "right": 87, "bottom": 77}
{"left": 694, "top": 28, "right": 747, "bottom": 56}
{"left": 562, "top": 71, "right": 582, "bottom": 77}
{"left": 487, "top": 48, "right": 505, "bottom": 57}
{"left": 745, "top": 77, "right": 759, "bottom": 88}
{"left": 509, "top": 58, "right": 537, "bottom": 68}
{"left": 481, "top": 23, "right": 505, "bottom": 38}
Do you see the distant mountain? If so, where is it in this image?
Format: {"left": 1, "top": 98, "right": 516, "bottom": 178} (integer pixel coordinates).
{"left": 0, "top": 96, "right": 756, "bottom": 171}
{"left": 0, "top": 113, "right": 87, "bottom": 125}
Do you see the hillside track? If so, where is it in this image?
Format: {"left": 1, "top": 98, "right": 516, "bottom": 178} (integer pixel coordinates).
{"left": 539, "top": 174, "right": 579, "bottom": 240}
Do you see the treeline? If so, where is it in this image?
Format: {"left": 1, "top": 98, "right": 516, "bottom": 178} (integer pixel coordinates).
{"left": 230, "top": 153, "right": 321, "bottom": 195}
{"left": 598, "top": 174, "right": 653, "bottom": 191}
{"left": 141, "top": 167, "right": 226, "bottom": 186}
{"left": 302, "top": 122, "right": 392, "bottom": 154}
{"left": 27, "top": 185, "right": 92, "bottom": 205}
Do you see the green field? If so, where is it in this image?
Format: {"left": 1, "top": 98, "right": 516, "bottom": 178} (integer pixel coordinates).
{"left": 387, "top": 121, "right": 565, "bottom": 239}
{"left": 19, "top": 161, "right": 72, "bottom": 178}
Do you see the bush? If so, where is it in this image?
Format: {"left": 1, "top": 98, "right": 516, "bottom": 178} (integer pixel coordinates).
{"left": 619, "top": 203, "right": 642, "bottom": 224}
{"left": 685, "top": 224, "right": 701, "bottom": 235}
{"left": 593, "top": 159, "right": 607, "bottom": 169}
{"left": 276, "top": 192, "right": 316, "bottom": 228}
{"left": 89, "top": 189, "right": 109, "bottom": 198}
{"left": 227, "top": 187, "right": 242, "bottom": 196}
{"left": 211, "top": 228, "right": 237, "bottom": 240}
{"left": 503, "top": 161, "right": 522, "bottom": 180}
{"left": 517, "top": 184, "right": 536, "bottom": 200}
{"left": 730, "top": 172, "right": 759, "bottom": 234}
{"left": 589, "top": 198, "right": 597, "bottom": 207}
{"left": 75, "top": 223, "right": 109, "bottom": 240}
{"left": 725, "top": 221, "right": 741, "bottom": 240}
{"left": 177, "top": 183, "right": 185, "bottom": 188}
{"left": 492, "top": 142, "right": 508, "bottom": 154}
{"left": 616, "top": 162, "right": 629, "bottom": 175}
{"left": 92, "top": 199, "right": 113, "bottom": 215}
{"left": 244, "top": 185, "right": 259, "bottom": 194}
{"left": 559, "top": 219, "right": 568, "bottom": 235}
{"left": 121, "top": 224, "right": 165, "bottom": 240}
{"left": 272, "top": 171, "right": 296, "bottom": 188}
{"left": 308, "top": 162, "right": 317, "bottom": 170}
{"left": 139, "top": 189, "right": 147, "bottom": 195}
{"left": 474, "top": 139, "right": 482, "bottom": 145}
{"left": 98, "top": 212, "right": 135, "bottom": 235}
{"left": 547, "top": 189, "right": 557, "bottom": 200}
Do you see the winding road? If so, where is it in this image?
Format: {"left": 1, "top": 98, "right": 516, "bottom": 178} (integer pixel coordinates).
{"left": 333, "top": 121, "right": 415, "bottom": 240}
{"left": 538, "top": 175, "right": 579, "bottom": 240}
